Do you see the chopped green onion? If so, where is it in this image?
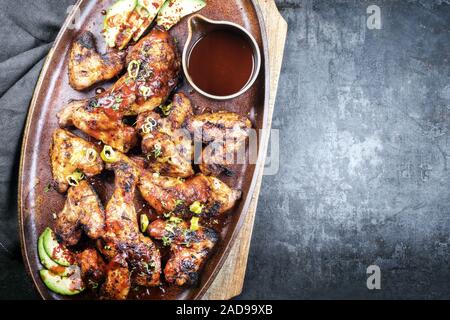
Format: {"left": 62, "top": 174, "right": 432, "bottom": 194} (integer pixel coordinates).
{"left": 100, "top": 145, "right": 119, "bottom": 163}
{"left": 128, "top": 60, "right": 141, "bottom": 79}
{"left": 189, "top": 201, "right": 204, "bottom": 215}
{"left": 152, "top": 144, "right": 162, "bottom": 158}
{"left": 139, "top": 85, "right": 151, "bottom": 99}
{"left": 85, "top": 148, "right": 98, "bottom": 163}
{"left": 160, "top": 103, "right": 172, "bottom": 116}
{"left": 66, "top": 170, "right": 85, "bottom": 187}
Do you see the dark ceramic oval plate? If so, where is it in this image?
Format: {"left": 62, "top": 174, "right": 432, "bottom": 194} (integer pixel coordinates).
{"left": 19, "top": 0, "right": 269, "bottom": 300}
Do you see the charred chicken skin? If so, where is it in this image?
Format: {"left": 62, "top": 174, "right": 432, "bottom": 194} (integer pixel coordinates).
{"left": 137, "top": 92, "right": 194, "bottom": 178}
{"left": 187, "top": 111, "right": 252, "bottom": 177}
{"left": 58, "top": 28, "right": 180, "bottom": 152}
{"left": 69, "top": 31, "right": 125, "bottom": 91}
{"left": 50, "top": 129, "right": 104, "bottom": 193}
{"left": 139, "top": 170, "right": 242, "bottom": 216}
{"left": 148, "top": 219, "right": 218, "bottom": 286}
{"left": 100, "top": 156, "right": 161, "bottom": 299}
{"left": 102, "top": 256, "right": 131, "bottom": 300}
{"left": 77, "top": 248, "right": 106, "bottom": 289}
{"left": 55, "top": 180, "right": 105, "bottom": 246}
{"left": 57, "top": 100, "right": 138, "bottom": 153}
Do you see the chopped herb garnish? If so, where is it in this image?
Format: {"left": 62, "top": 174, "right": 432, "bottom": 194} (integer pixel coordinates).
{"left": 44, "top": 184, "right": 53, "bottom": 193}
{"left": 162, "top": 236, "right": 172, "bottom": 246}
{"left": 163, "top": 212, "right": 172, "bottom": 219}
{"left": 169, "top": 216, "right": 183, "bottom": 224}
{"left": 160, "top": 103, "right": 173, "bottom": 116}
{"left": 189, "top": 201, "right": 204, "bottom": 215}
{"left": 152, "top": 144, "right": 162, "bottom": 158}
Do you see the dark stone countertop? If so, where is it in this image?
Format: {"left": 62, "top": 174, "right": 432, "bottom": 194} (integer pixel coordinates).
{"left": 1, "top": 0, "right": 450, "bottom": 300}
{"left": 239, "top": 0, "right": 450, "bottom": 299}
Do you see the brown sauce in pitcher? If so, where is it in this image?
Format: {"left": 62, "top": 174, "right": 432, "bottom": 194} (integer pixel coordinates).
{"left": 187, "top": 28, "right": 255, "bottom": 96}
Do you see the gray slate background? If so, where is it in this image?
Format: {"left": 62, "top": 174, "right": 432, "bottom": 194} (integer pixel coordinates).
{"left": 1, "top": 0, "right": 450, "bottom": 299}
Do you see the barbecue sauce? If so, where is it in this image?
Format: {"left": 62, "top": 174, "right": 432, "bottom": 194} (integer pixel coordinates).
{"left": 187, "top": 28, "right": 255, "bottom": 97}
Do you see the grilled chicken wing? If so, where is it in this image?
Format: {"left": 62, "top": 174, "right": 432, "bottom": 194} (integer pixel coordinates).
{"left": 89, "top": 27, "right": 180, "bottom": 116}
{"left": 58, "top": 28, "right": 180, "bottom": 152}
{"left": 101, "top": 156, "right": 161, "bottom": 299}
{"left": 137, "top": 93, "right": 194, "bottom": 178}
{"left": 55, "top": 180, "right": 105, "bottom": 246}
{"left": 57, "top": 100, "right": 137, "bottom": 153}
{"left": 187, "top": 112, "right": 252, "bottom": 176}
{"left": 50, "top": 129, "right": 104, "bottom": 193}
{"left": 148, "top": 219, "right": 218, "bottom": 286}
{"left": 139, "top": 171, "right": 241, "bottom": 216}
{"left": 77, "top": 248, "right": 106, "bottom": 289}
{"left": 69, "top": 31, "right": 124, "bottom": 91}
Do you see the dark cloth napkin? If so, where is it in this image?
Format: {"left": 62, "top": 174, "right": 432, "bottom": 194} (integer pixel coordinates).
{"left": 0, "top": 0, "right": 75, "bottom": 298}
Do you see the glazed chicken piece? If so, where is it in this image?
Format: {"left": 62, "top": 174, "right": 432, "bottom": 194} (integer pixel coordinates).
{"left": 148, "top": 219, "right": 218, "bottom": 286}
{"left": 102, "top": 256, "right": 131, "bottom": 300}
{"left": 77, "top": 248, "right": 106, "bottom": 289}
{"left": 69, "top": 31, "right": 124, "bottom": 91}
{"left": 136, "top": 92, "right": 194, "bottom": 178}
{"left": 55, "top": 180, "right": 105, "bottom": 246}
{"left": 57, "top": 100, "right": 137, "bottom": 153}
{"left": 187, "top": 111, "right": 252, "bottom": 176}
{"left": 100, "top": 155, "right": 161, "bottom": 299}
{"left": 58, "top": 28, "right": 180, "bottom": 152}
{"left": 90, "top": 27, "right": 181, "bottom": 116}
{"left": 139, "top": 170, "right": 242, "bottom": 216}
{"left": 50, "top": 129, "right": 104, "bottom": 193}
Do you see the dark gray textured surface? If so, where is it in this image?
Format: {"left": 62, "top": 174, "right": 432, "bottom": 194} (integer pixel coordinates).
{"left": 1, "top": 0, "right": 450, "bottom": 299}
{"left": 240, "top": 0, "right": 450, "bottom": 299}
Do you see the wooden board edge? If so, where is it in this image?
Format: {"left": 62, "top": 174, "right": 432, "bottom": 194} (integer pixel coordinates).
{"left": 202, "top": 0, "right": 287, "bottom": 300}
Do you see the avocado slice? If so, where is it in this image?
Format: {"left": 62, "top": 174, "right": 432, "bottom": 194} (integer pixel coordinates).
{"left": 38, "top": 232, "right": 75, "bottom": 277}
{"left": 39, "top": 270, "right": 85, "bottom": 296}
{"left": 156, "top": 0, "right": 206, "bottom": 30}
{"left": 42, "top": 228, "right": 74, "bottom": 267}
{"left": 131, "top": 0, "right": 165, "bottom": 42}
{"left": 103, "top": 0, "right": 138, "bottom": 48}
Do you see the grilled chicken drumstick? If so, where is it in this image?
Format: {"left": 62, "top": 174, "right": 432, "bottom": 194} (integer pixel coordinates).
{"left": 100, "top": 155, "right": 161, "bottom": 299}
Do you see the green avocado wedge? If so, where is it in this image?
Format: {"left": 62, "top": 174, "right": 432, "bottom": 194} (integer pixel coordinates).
{"left": 42, "top": 228, "right": 74, "bottom": 267}
{"left": 39, "top": 270, "right": 85, "bottom": 296}
{"left": 156, "top": 0, "right": 206, "bottom": 30}
{"left": 38, "top": 232, "right": 74, "bottom": 277}
{"left": 131, "top": 0, "right": 166, "bottom": 42}
{"left": 104, "top": 0, "right": 138, "bottom": 47}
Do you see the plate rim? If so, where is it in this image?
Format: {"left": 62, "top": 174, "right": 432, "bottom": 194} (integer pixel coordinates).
{"left": 18, "top": 0, "right": 271, "bottom": 300}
